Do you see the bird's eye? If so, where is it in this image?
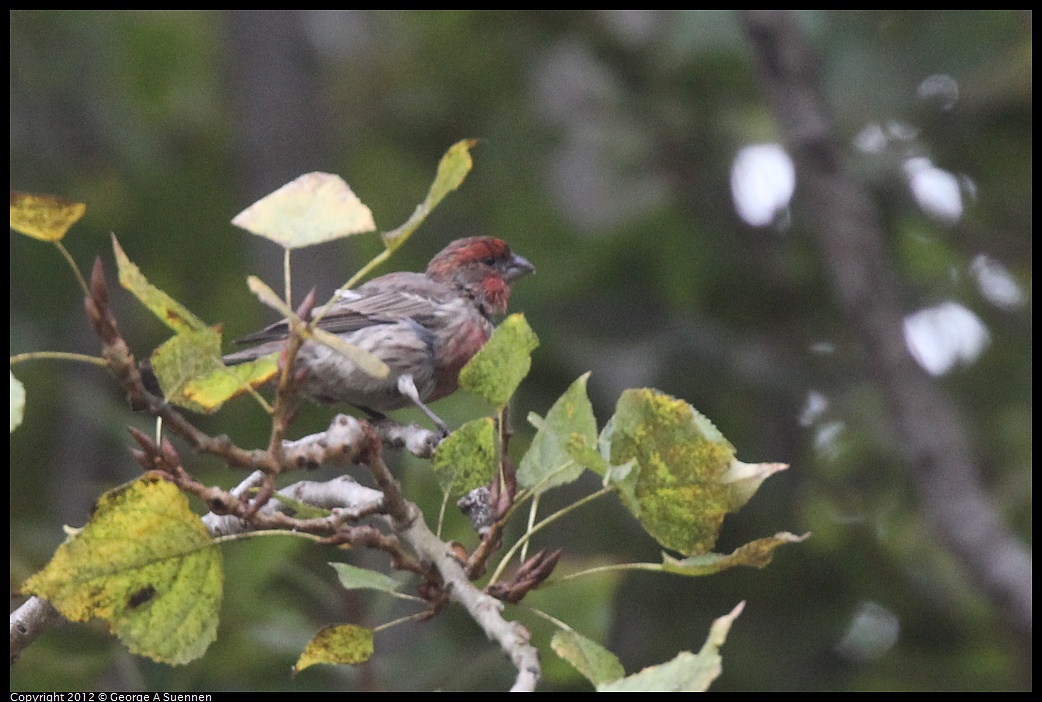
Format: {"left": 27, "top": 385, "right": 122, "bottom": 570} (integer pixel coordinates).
{"left": 482, "top": 257, "right": 496, "bottom": 266}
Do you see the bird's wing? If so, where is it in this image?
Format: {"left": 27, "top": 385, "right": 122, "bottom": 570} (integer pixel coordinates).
{"left": 233, "top": 273, "right": 454, "bottom": 345}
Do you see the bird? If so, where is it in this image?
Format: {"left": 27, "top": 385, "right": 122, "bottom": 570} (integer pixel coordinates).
{"left": 222, "top": 237, "right": 534, "bottom": 433}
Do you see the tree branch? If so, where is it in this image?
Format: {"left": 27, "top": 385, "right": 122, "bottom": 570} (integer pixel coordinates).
{"left": 13, "top": 263, "right": 541, "bottom": 687}
{"left": 397, "top": 508, "right": 542, "bottom": 691}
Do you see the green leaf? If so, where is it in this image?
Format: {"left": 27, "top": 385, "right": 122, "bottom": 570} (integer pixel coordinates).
{"left": 11, "top": 370, "right": 25, "bottom": 432}
{"left": 231, "top": 172, "right": 376, "bottom": 249}
{"left": 294, "top": 624, "right": 374, "bottom": 673}
{"left": 603, "top": 458, "right": 639, "bottom": 507}
{"left": 431, "top": 417, "right": 497, "bottom": 496}
{"left": 551, "top": 629, "right": 625, "bottom": 686}
{"left": 598, "top": 602, "right": 744, "bottom": 692}
{"left": 10, "top": 191, "right": 86, "bottom": 241}
{"left": 20, "top": 477, "right": 222, "bottom": 665}
{"left": 382, "top": 139, "right": 477, "bottom": 248}
{"left": 426, "top": 139, "right": 478, "bottom": 216}
{"left": 565, "top": 432, "right": 612, "bottom": 477}
{"left": 113, "top": 235, "right": 207, "bottom": 334}
{"left": 661, "top": 532, "right": 811, "bottom": 576}
{"left": 179, "top": 354, "right": 279, "bottom": 413}
{"left": 525, "top": 558, "right": 627, "bottom": 687}
{"left": 330, "top": 562, "right": 402, "bottom": 594}
{"left": 459, "top": 313, "right": 539, "bottom": 408}
{"left": 150, "top": 327, "right": 224, "bottom": 412}
{"left": 600, "top": 389, "right": 787, "bottom": 557}
{"left": 518, "top": 373, "right": 597, "bottom": 492}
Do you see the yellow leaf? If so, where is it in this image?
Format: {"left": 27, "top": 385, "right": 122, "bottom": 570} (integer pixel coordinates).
{"left": 113, "top": 235, "right": 207, "bottom": 334}
{"left": 294, "top": 624, "right": 374, "bottom": 674}
{"left": 382, "top": 139, "right": 477, "bottom": 247}
{"left": 426, "top": 138, "right": 478, "bottom": 215}
{"left": 21, "top": 477, "right": 223, "bottom": 665}
{"left": 151, "top": 327, "right": 276, "bottom": 413}
{"left": 180, "top": 355, "right": 279, "bottom": 413}
{"left": 232, "top": 172, "right": 376, "bottom": 249}
{"left": 661, "top": 532, "right": 811, "bottom": 576}
{"left": 246, "top": 275, "right": 295, "bottom": 318}
{"left": 10, "top": 191, "right": 86, "bottom": 241}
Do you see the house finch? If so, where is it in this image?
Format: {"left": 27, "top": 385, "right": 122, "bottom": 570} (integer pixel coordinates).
{"left": 223, "top": 237, "right": 534, "bottom": 433}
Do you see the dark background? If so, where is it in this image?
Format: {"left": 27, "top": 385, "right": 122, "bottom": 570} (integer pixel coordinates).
{"left": 10, "top": 10, "right": 1031, "bottom": 691}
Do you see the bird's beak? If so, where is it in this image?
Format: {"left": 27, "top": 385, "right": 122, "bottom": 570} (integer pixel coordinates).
{"left": 506, "top": 254, "right": 535, "bottom": 282}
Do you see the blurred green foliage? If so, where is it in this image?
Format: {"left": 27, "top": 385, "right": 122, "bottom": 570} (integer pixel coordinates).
{"left": 10, "top": 10, "right": 1031, "bottom": 691}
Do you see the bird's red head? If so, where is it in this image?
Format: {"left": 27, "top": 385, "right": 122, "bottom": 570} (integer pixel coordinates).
{"left": 426, "top": 237, "right": 534, "bottom": 316}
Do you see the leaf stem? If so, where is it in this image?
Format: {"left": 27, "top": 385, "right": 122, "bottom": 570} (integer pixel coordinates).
{"left": 283, "top": 248, "right": 292, "bottom": 309}
{"left": 436, "top": 484, "right": 451, "bottom": 539}
{"left": 488, "top": 486, "right": 614, "bottom": 585}
{"left": 551, "top": 562, "right": 663, "bottom": 586}
{"left": 54, "top": 240, "right": 90, "bottom": 298}
{"left": 520, "top": 493, "right": 540, "bottom": 564}
{"left": 372, "top": 608, "right": 431, "bottom": 634}
{"left": 521, "top": 604, "right": 575, "bottom": 632}
{"left": 10, "top": 351, "right": 108, "bottom": 367}
{"left": 211, "top": 528, "right": 325, "bottom": 546}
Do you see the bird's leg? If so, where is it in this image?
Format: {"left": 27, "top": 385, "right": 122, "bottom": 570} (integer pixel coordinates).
{"left": 397, "top": 374, "right": 451, "bottom": 438}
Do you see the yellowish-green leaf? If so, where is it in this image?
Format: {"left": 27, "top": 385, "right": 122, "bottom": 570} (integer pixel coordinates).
{"left": 180, "top": 354, "right": 279, "bottom": 413}
{"left": 661, "top": 532, "right": 811, "bottom": 576}
{"left": 518, "top": 373, "right": 596, "bottom": 492}
{"left": 11, "top": 370, "right": 25, "bottom": 432}
{"left": 600, "top": 389, "right": 752, "bottom": 557}
{"left": 551, "top": 629, "right": 625, "bottom": 687}
{"left": 382, "top": 139, "right": 477, "bottom": 248}
{"left": 150, "top": 327, "right": 224, "bottom": 413}
{"left": 113, "top": 235, "right": 206, "bottom": 334}
{"left": 232, "top": 172, "right": 376, "bottom": 249}
{"left": 246, "top": 275, "right": 295, "bottom": 318}
{"left": 459, "top": 314, "right": 539, "bottom": 408}
{"left": 20, "top": 477, "right": 222, "bottom": 665}
{"left": 524, "top": 557, "right": 626, "bottom": 687}
{"left": 10, "top": 191, "right": 86, "bottom": 241}
{"left": 426, "top": 139, "right": 477, "bottom": 219}
{"left": 565, "top": 432, "right": 611, "bottom": 477}
{"left": 431, "top": 417, "right": 497, "bottom": 496}
{"left": 294, "top": 624, "right": 374, "bottom": 674}
{"left": 339, "top": 140, "right": 479, "bottom": 289}
{"left": 598, "top": 602, "right": 744, "bottom": 692}
{"left": 330, "top": 562, "right": 402, "bottom": 594}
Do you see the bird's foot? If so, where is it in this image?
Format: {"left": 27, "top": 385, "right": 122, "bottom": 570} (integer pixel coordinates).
{"left": 396, "top": 374, "right": 451, "bottom": 439}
